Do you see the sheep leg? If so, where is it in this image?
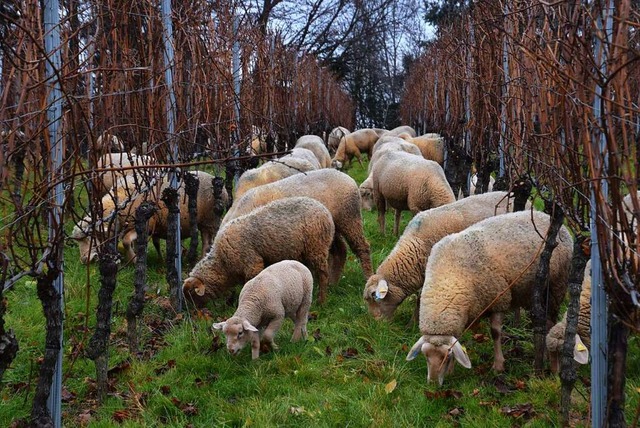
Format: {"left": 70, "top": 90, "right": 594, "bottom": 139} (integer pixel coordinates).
{"left": 152, "top": 236, "right": 162, "bottom": 259}
{"left": 328, "top": 236, "right": 347, "bottom": 285}
{"left": 261, "top": 317, "right": 283, "bottom": 351}
{"left": 311, "top": 256, "right": 330, "bottom": 305}
{"left": 292, "top": 306, "right": 310, "bottom": 342}
{"left": 377, "top": 196, "right": 387, "bottom": 235}
{"left": 393, "top": 209, "right": 402, "bottom": 236}
{"left": 250, "top": 331, "right": 261, "bottom": 360}
{"left": 490, "top": 312, "right": 505, "bottom": 372}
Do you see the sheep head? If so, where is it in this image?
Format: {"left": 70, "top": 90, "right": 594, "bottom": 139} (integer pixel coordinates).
{"left": 363, "top": 276, "right": 402, "bottom": 320}
{"left": 182, "top": 276, "right": 208, "bottom": 307}
{"left": 406, "top": 335, "right": 471, "bottom": 386}
{"left": 212, "top": 317, "right": 259, "bottom": 357}
{"left": 359, "top": 181, "right": 374, "bottom": 211}
{"left": 71, "top": 218, "right": 99, "bottom": 264}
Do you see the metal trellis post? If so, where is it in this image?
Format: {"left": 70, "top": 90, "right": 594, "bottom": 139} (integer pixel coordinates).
{"left": 233, "top": 14, "right": 241, "bottom": 187}
{"left": 43, "top": 0, "right": 64, "bottom": 426}
{"left": 590, "top": 1, "right": 614, "bottom": 426}
{"left": 161, "top": 0, "right": 182, "bottom": 310}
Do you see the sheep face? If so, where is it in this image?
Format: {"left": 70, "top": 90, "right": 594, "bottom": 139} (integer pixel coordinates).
{"left": 212, "top": 317, "right": 258, "bottom": 356}
{"left": 71, "top": 221, "right": 99, "bottom": 264}
{"left": 363, "top": 276, "right": 402, "bottom": 320}
{"left": 331, "top": 159, "right": 343, "bottom": 170}
{"left": 406, "top": 335, "right": 471, "bottom": 386}
{"left": 359, "top": 185, "right": 374, "bottom": 211}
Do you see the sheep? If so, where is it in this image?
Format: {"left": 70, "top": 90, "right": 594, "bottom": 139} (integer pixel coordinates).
{"left": 94, "top": 152, "right": 155, "bottom": 197}
{"left": 183, "top": 197, "right": 335, "bottom": 306}
{"left": 372, "top": 150, "right": 455, "bottom": 235}
{"left": 545, "top": 260, "right": 591, "bottom": 373}
{"left": 457, "top": 173, "right": 496, "bottom": 199}
{"left": 282, "top": 147, "right": 322, "bottom": 169}
{"left": 363, "top": 191, "right": 525, "bottom": 320}
{"left": 327, "top": 126, "right": 350, "bottom": 154}
{"left": 383, "top": 125, "right": 417, "bottom": 138}
{"left": 72, "top": 171, "right": 228, "bottom": 264}
{"left": 294, "top": 135, "right": 331, "bottom": 168}
{"left": 359, "top": 139, "right": 423, "bottom": 211}
{"left": 95, "top": 132, "right": 126, "bottom": 152}
{"left": 405, "top": 134, "right": 445, "bottom": 165}
{"left": 212, "top": 260, "right": 313, "bottom": 360}
{"left": 331, "top": 128, "right": 381, "bottom": 169}
{"left": 222, "top": 169, "right": 373, "bottom": 280}
{"left": 406, "top": 210, "right": 573, "bottom": 385}
{"left": 235, "top": 157, "right": 316, "bottom": 200}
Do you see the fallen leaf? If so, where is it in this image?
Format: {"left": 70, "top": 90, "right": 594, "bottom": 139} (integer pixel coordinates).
{"left": 112, "top": 409, "right": 133, "bottom": 423}
{"left": 448, "top": 407, "right": 464, "bottom": 417}
{"left": 493, "top": 376, "right": 515, "bottom": 394}
{"left": 108, "top": 360, "right": 131, "bottom": 377}
{"left": 472, "top": 388, "right": 480, "bottom": 396}
{"left": 181, "top": 403, "right": 198, "bottom": 416}
{"left": 385, "top": 379, "right": 397, "bottom": 394}
{"left": 160, "top": 385, "right": 171, "bottom": 395}
{"left": 424, "top": 390, "right": 463, "bottom": 399}
{"left": 341, "top": 348, "right": 359, "bottom": 359}
{"left": 308, "top": 312, "right": 318, "bottom": 321}
{"left": 196, "top": 308, "right": 213, "bottom": 321}
{"left": 325, "top": 346, "right": 332, "bottom": 356}
{"left": 76, "top": 409, "right": 93, "bottom": 426}
{"left": 312, "top": 329, "right": 322, "bottom": 341}
{"left": 290, "top": 406, "right": 305, "bottom": 416}
{"left": 473, "top": 333, "right": 488, "bottom": 343}
{"left": 500, "top": 402, "right": 535, "bottom": 419}
{"left": 61, "top": 387, "right": 76, "bottom": 403}
{"left": 401, "top": 344, "right": 409, "bottom": 353}
{"left": 515, "top": 380, "right": 526, "bottom": 390}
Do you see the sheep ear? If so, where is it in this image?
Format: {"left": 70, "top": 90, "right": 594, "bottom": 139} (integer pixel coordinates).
{"left": 406, "top": 336, "right": 427, "bottom": 361}
{"left": 375, "top": 280, "right": 389, "bottom": 301}
{"left": 242, "top": 320, "right": 259, "bottom": 332}
{"left": 212, "top": 322, "right": 226, "bottom": 330}
{"left": 450, "top": 337, "right": 472, "bottom": 369}
{"left": 573, "top": 335, "right": 589, "bottom": 365}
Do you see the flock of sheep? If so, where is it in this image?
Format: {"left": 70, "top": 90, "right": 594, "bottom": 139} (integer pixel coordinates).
{"left": 70, "top": 126, "right": 610, "bottom": 384}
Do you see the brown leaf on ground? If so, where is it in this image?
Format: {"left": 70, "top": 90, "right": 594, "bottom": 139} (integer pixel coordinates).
{"left": 181, "top": 403, "right": 199, "bottom": 416}
{"left": 154, "top": 359, "right": 176, "bottom": 375}
{"left": 308, "top": 312, "right": 318, "bottom": 321}
{"left": 448, "top": 407, "right": 464, "bottom": 417}
{"left": 160, "top": 385, "right": 171, "bottom": 395}
{"left": 515, "top": 379, "right": 526, "bottom": 390}
{"left": 108, "top": 360, "right": 131, "bottom": 377}
{"left": 385, "top": 379, "right": 397, "bottom": 394}
{"left": 424, "top": 390, "right": 463, "bottom": 399}
{"left": 76, "top": 409, "right": 94, "bottom": 426}
{"left": 341, "top": 348, "right": 359, "bottom": 359}
{"left": 196, "top": 308, "right": 213, "bottom": 321}
{"left": 473, "top": 333, "right": 489, "bottom": 343}
{"left": 500, "top": 402, "right": 535, "bottom": 419}
{"left": 312, "top": 328, "right": 322, "bottom": 341}
{"left": 112, "top": 409, "right": 134, "bottom": 423}
{"left": 471, "top": 388, "right": 480, "bottom": 396}
{"left": 493, "top": 376, "right": 515, "bottom": 394}
{"left": 61, "top": 387, "right": 76, "bottom": 403}
{"left": 325, "top": 346, "right": 332, "bottom": 356}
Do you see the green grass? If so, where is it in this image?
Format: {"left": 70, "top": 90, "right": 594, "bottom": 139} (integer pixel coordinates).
{"left": 1, "top": 160, "right": 639, "bottom": 427}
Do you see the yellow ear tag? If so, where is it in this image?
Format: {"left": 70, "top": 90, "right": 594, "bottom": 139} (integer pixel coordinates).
{"left": 576, "top": 342, "right": 587, "bottom": 352}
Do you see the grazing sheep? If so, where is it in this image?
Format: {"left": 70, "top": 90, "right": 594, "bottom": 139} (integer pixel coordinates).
{"left": 212, "top": 260, "right": 313, "bottom": 360}
{"left": 383, "top": 125, "right": 417, "bottom": 138}
{"left": 457, "top": 173, "right": 496, "bottom": 199}
{"left": 282, "top": 147, "right": 322, "bottom": 169}
{"left": 72, "top": 171, "right": 228, "bottom": 264}
{"left": 360, "top": 139, "right": 423, "bottom": 211}
{"left": 327, "top": 126, "right": 350, "bottom": 154}
{"left": 95, "top": 152, "right": 155, "bottom": 197}
{"left": 183, "top": 197, "right": 335, "bottom": 306}
{"left": 295, "top": 135, "right": 331, "bottom": 168}
{"left": 405, "top": 134, "right": 445, "bottom": 165}
{"left": 222, "top": 169, "right": 373, "bottom": 280}
{"left": 546, "top": 260, "right": 592, "bottom": 373}
{"left": 364, "top": 192, "right": 525, "bottom": 320}
{"left": 235, "top": 157, "right": 316, "bottom": 199}
{"left": 406, "top": 210, "right": 573, "bottom": 385}
{"left": 372, "top": 150, "right": 455, "bottom": 235}
{"left": 331, "top": 128, "right": 380, "bottom": 169}
{"left": 95, "top": 132, "right": 126, "bottom": 152}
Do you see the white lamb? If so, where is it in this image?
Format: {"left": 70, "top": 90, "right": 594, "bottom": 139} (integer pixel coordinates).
{"left": 213, "top": 260, "right": 313, "bottom": 360}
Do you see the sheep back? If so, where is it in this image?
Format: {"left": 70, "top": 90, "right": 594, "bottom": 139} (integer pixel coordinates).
{"left": 295, "top": 135, "right": 331, "bottom": 168}
{"left": 184, "top": 196, "right": 334, "bottom": 305}
{"left": 364, "top": 191, "right": 526, "bottom": 319}
{"left": 222, "top": 169, "right": 372, "bottom": 277}
{"left": 420, "top": 210, "right": 573, "bottom": 337}
{"left": 235, "top": 157, "right": 316, "bottom": 199}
